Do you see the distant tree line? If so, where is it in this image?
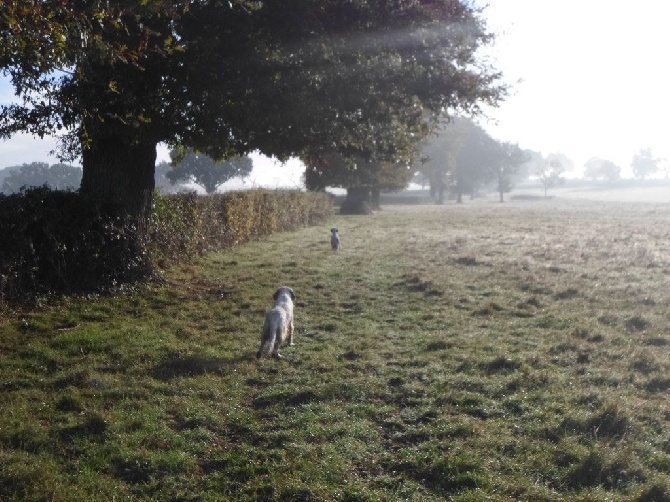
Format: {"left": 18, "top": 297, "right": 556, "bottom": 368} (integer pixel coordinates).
{"left": 1, "top": 151, "right": 254, "bottom": 196}
{"left": 0, "top": 162, "right": 82, "bottom": 194}
{"left": 412, "top": 118, "right": 531, "bottom": 203}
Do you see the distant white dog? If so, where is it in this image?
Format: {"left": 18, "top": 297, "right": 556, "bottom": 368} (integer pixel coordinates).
{"left": 256, "top": 286, "right": 296, "bottom": 359}
{"left": 331, "top": 228, "right": 341, "bottom": 251}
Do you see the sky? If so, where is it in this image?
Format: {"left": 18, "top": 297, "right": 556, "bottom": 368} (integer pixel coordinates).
{"left": 1, "top": 1, "right": 669, "bottom": 182}
{"left": 480, "top": 0, "right": 670, "bottom": 176}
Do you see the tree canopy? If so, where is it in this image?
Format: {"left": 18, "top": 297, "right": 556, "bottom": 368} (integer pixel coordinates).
{"left": 631, "top": 148, "right": 659, "bottom": 180}
{"left": 303, "top": 150, "right": 413, "bottom": 213}
{"left": 490, "top": 142, "right": 527, "bottom": 202}
{"left": 1, "top": 0, "right": 505, "bottom": 228}
{"left": 303, "top": 152, "right": 412, "bottom": 192}
{"left": 584, "top": 157, "right": 621, "bottom": 181}
{"left": 537, "top": 159, "right": 565, "bottom": 197}
{"left": 1, "top": 162, "right": 82, "bottom": 194}
{"left": 417, "top": 118, "right": 499, "bottom": 203}
{"left": 166, "top": 149, "right": 253, "bottom": 194}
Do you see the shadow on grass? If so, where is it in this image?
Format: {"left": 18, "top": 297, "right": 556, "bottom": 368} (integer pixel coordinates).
{"left": 252, "top": 390, "right": 320, "bottom": 409}
{"left": 58, "top": 414, "right": 108, "bottom": 443}
{"left": 152, "top": 352, "right": 249, "bottom": 380}
{"left": 390, "top": 456, "right": 487, "bottom": 496}
{"left": 565, "top": 448, "right": 646, "bottom": 490}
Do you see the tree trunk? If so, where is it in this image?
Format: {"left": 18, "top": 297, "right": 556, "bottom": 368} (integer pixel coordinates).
{"left": 80, "top": 122, "right": 157, "bottom": 239}
{"left": 340, "top": 186, "right": 372, "bottom": 215}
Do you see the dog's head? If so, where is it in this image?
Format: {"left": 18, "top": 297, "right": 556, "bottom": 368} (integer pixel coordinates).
{"left": 331, "top": 228, "right": 338, "bottom": 234}
{"left": 273, "top": 286, "right": 296, "bottom": 302}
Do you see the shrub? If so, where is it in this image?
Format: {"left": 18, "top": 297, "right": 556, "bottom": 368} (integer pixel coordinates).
{"left": 0, "top": 187, "right": 151, "bottom": 301}
{"left": 148, "top": 189, "right": 332, "bottom": 265}
{"left": 0, "top": 188, "right": 332, "bottom": 301}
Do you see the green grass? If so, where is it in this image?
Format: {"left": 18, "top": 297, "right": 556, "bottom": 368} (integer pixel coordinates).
{"left": 2, "top": 198, "right": 670, "bottom": 501}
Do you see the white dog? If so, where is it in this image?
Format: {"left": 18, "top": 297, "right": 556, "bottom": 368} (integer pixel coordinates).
{"left": 256, "top": 286, "right": 296, "bottom": 359}
{"left": 331, "top": 228, "right": 340, "bottom": 251}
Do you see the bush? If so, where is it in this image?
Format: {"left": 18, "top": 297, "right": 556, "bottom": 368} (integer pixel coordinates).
{"left": 0, "top": 187, "right": 152, "bottom": 301}
{"left": 149, "top": 189, "right": 332, "bottom": 265}
{"left": 0, "top": 187, "right": 332, "bottom": 301}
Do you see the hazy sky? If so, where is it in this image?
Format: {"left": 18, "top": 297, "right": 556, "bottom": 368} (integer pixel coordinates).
{"left": 1, "top": 2, "right": 668, "bottom": 180}
{"left": 481, "top": 0, "right": 670, "bottom": 175}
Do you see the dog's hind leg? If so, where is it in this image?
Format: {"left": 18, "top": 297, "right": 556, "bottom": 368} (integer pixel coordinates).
{"left": 257, "top": 336, "right": 274, "bottom": 359}
{"left": 287, "top": 319, "right": 295, "bottom": 346}
{"left": 272, "top": 326, "right": 284, "bottom": 358}
{"left": 257, "top": 319, "right": 276, "bottom": 359}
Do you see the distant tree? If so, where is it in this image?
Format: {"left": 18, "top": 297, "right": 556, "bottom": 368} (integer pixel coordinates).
{"left": 417, "top": 118, "right": 496, "bottom": 203}
{"left": 410, "top": 155, "right": 433, "bottom": 190}
{"left": 49, "top": 163, "right": 83, "bottom": 190}
{"left": 166, "top": 150, "right": 253, "bottom": 194}
{"left": 1, "top": 161, "right": 81, "bottom": 193}
{"left": 0, "top": 165, "right": 20, "bottom": 194}
{"left": 155, "top": 161, "right": 188, "bottom": 194}
{"left": 631, "top": 148, "right": 659, "bottom": 180}
{"left": 583, "top": 157, "right": 620, "bottom": 181}
{"left": 518, "top": 150, "right": 543, "bottom": 183}
{"left": 303, "top": 151, "right": 413, "bottom": 213}
{"left": 546, "top": 152, "right": 574, "bottom": 174}
{"left": 598, "top": 160, "right": 620, "bottom": 181}
{"left": 537, "top": 159, "right": 565, "bottom": 197}
{"left": 491, "top": 142, "right": 528, "bottom": 202}
{"left": 450, "top": 122, "right": 499, "bottom": 202}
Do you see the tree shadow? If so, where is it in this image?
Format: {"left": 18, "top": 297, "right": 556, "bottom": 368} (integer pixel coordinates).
{"left": 152, "top": 352, "right": 250, "bottom": 380}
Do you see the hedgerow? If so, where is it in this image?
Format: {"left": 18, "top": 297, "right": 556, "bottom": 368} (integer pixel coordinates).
{"left": 0, "top": 187, "right": 331, "bottom": 302}
{"left": 148, "top": 189, "right": 332, "bottom": 265}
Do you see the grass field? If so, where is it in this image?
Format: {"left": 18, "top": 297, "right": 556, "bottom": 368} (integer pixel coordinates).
{"left": 2, "top": 198, "right": 670, "bottom": 501}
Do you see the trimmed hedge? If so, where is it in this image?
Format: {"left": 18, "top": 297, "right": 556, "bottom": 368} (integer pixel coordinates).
{"left": 0, "top": 188, "right": 332, "bottom": 301}
{"left": 0, "top": 187, "right": 151, "bottom": 301}
{"left": 149, "top": 189, "right": 332, "bottom": 266}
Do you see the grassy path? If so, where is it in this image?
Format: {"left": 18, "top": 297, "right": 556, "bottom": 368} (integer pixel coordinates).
{"left": 2, "top": 200, "right": 670, "bottom": 501}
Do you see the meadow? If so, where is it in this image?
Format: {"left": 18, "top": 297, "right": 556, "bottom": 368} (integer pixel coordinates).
{"left": 2, "top": 197, "right": 670, "bottom": 501}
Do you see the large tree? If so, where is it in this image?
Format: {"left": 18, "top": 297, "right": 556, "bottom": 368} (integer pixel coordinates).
{"left": 303, "top": 151, "right": 413, "bottom": 213}
{"left": 417, "top": 117, "right": 497, "bottom": 203}
{"left": 0, "top": 1, "right": 505, "bottom": 236}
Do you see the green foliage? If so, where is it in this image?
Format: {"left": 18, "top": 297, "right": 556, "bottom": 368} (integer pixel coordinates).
{"left": 0, "top": 1, "right": 506, "bottom": 160}
{"left": 0, "top": 187, "right": 331, "bottom": 300}
{"left": 418, "top": 117, "right": 499, "bottom": 202}
{"left": 149, "top": 190, "right": 332, "bottom": 266}
{"left": 0, "top": 187, "right": 151, "bottom": 301}
{"left": 303, "top": 151, "right": 413, "bottom": 192}
{"left": 1, "top": 0, "right": 506, "bottom": 232}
